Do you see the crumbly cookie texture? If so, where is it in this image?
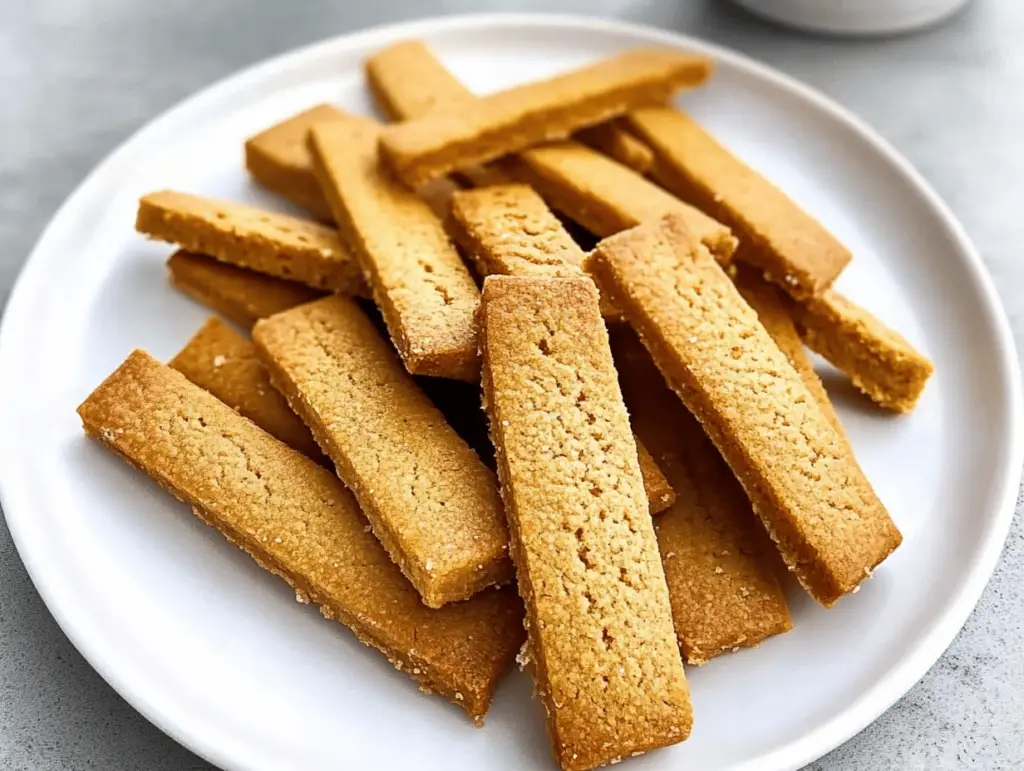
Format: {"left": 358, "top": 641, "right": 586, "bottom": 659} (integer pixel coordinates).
{"left": 136, "top": 190, "right": 365, "bottom": 294}
{"left": 309, "top": 118, "right": 481, "bottom": 381}
{"left": 611, "top": 327, "right": 792, "bottom": 665}
{"left": 480, "top": 275, "right": 691, "bottom": 771}
{"left": 591, "top": 213, "right": 902, "bottom": 606}
{"left": 167, "top": 250, "right": 323, "bottom": 330}
{"left": 169, "top": 316, "right": 324, "bottom": 462}
{"left": 244, "top": 103, "right": 351, "bottom": 221}
{"left": 380, "top": 48, "right": 712, "bottom": 188}
{"left": 252, "top": 296, "right": 511, "bottom": 608}
{"left": 77, "top": 350, "right": 524, "bottom": 723}
{"left": 789, "top": 289, "right": 934, "bottom": 413}
{"left": 629, "top": 106, "right": 850, "bottom": 299}
{"left": 733, "top": 265, "right": 846, "bottom": 436}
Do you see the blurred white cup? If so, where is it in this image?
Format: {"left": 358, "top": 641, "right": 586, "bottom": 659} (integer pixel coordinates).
{"left": 731, "top": 0, "right": 974, "bottom": 36}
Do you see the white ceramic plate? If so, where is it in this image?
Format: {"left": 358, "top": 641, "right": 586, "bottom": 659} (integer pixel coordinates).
{"left": 0, "top": 13, "right": 1019, "bottom": 771}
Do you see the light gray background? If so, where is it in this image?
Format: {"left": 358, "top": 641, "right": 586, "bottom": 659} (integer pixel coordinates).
{"left": 1, "top": 1, "right": 1022, "bottom": 769}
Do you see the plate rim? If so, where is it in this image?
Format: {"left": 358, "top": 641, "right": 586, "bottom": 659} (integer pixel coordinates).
{"left": 1, "top": 12, "right": 1020, "bottom": 771}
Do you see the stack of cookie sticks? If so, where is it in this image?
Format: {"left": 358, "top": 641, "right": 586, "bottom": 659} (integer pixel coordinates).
{"left": 77, "top": 37, "right": 933, "bottom": 771}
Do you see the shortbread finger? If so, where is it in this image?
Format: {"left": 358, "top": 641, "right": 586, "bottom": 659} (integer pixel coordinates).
{"left": 169, "top": 317, "right": 324, "bottom": 462}
{"left": 447, "top": 183, "right": 620, "bottom": 318}
{"left": 480, "top": 275, "right": 691, "bottom": 771}
{"left": 309, "top": 119, "right": 480, "bottom": 380}
{"left": 575, "top": 118, "right": 654, "bottom": 175}
{"left": 611, "top": 328, "right": 791, "bottom": 663}
{"left": 253, "top": 296, "right": 511, "bottom": 607}
{"left": 167, "top": 251, "right": 324, "bottom": 330}
{"left": 137, "top": 191, "right": 365, "bottom": 294}
{"left": 591, "top": 214, "right": 901, "bottom": 606}
{"left": 380, "top": 48, "right": 712, "bottom": 188}
{"left": 733, "top": 266, "right": 845, "bottom": 435}
{"left": 78, "top": 351, "right": 524, "bottom": 722}
{"left": 628, "top": 107, "right": 850, "bottom": 298}
{"left": 366, "top": 39, "right": 475, "bottom": 122}
{"left": 789, "top": 290, "right": 934, "bottom": 413}
{"left": 505, "top": 140, "right": 737, "bottom": 262}
{"left": 244, "top": 103, "right": 350, "bottom": 221}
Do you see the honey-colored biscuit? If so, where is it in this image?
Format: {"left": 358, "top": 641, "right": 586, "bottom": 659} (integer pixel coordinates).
{"left": 244, "top": 103, "right": 350, "bottom": 221}
{"left": 590, "top": 214, "right": 902, "bottom": 606}
{"left": 611, "top": 327, "right": 791, "bottom": 664}
{"left": 380, "top": 48, "right": 712, "bottom": 188}
{"left": 575, "top": 118, "right": 654, "bottom": 175}
{"left": 365, "top": 39, "right": 475, "bottom": 122}
{"left": 167, "top": 251, "right": 324, "bottom": 330}
{"left": 505, "top": 140, "right": 737, "bottom": 262}
{"left": 137, "top": 190, "right": 365, "bottom": 294}
{"left": 789, "top": 290, "right": 934, "bottom": 413}
{"left": 480, "top": 275, "right": 692, "bottom": 771}
{"left": 309, "top": 118, "right": 481, "bottom": 381}
{"left": 252, "top": 296, "right": 511, "bottom": 608}
{"left": 627, "top": 107, "right": 851, "bottom": 298}
{"left": 77, "top": 350, "right": 524, "bottom": 723}
{"left": 733, "top": 266, "right": 845, "bottom": 435}
{"left": 169, "top": 317, "right": 324, "bottom": 462}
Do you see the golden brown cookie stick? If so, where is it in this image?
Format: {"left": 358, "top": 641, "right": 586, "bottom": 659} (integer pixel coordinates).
{"left": 244, "top": 103, "right": 350, "bottom": 221}
{"left": 733, "top": 266, "right": 845, "bottom": 435}
{"left": 480, "top": 275, "right": 691, "bottom": 771}
{"left": 789, "top": 290, "right": 934, "bottom": 413}
{"left": 590, "top": 214, "right": 902, "bottom": 606}
{"left": 167, "top": 251, "right": 324, "bottom": 330}
{"left": 365, "top": 39, "right": 475, "bottom": 122}
{"left": 77, "top": 351, "right": 524, "bottom": 723}
{"left": 627, "top": 107, "right": 851, "bottom": 298}
{"left": 252, "top": 296, "right": 511, "bottom": 608}
{"left": 611, "top": 328, "right": 791, "bottom": 664}
{"left": 506, "top": 140, "right": 737, "bottom": 262}
{"left": 575, "top": 118, "right": 654, "bottom": 175}
{"left": 309, "top": 118, "right": 480, "bottom": 381}
{"left": 169, "top": 317, "right": 325, "bottom": 462}
{"left": 380, "top": 48, "right": 712, "bottom": 188}
{"left": 137, "top": 190, "right": 365, "bottom": 294}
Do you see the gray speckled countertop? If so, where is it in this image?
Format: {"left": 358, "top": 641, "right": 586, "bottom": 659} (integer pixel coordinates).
{"left": 1, "top": 1, "right": 1022, "bottom": 769}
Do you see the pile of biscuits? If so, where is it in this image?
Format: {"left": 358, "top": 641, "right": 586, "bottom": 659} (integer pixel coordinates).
{"left": 78, "top": 40, "right": 934, "bottom": 771}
